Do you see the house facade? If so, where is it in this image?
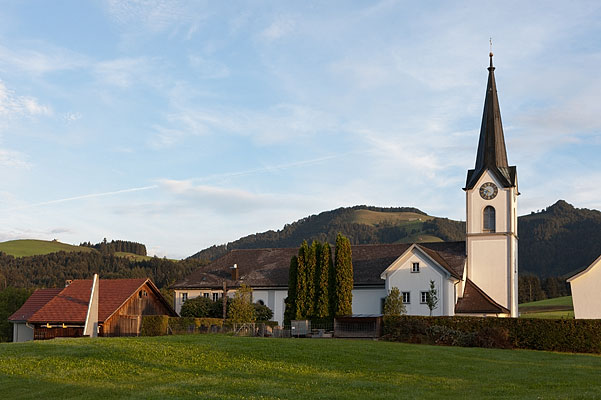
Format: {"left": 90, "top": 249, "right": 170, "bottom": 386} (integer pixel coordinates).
{"left": 567, "top": 255, "right": 601, "bottom": 319}
{"left": 173, "top": 53, "right": 517, "bottom": 323}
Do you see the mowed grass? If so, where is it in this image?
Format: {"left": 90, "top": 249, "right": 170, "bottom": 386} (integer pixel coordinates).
{"left": 519, "top": 296, "right": 574, "bottom": 319}
{"left": 349, "top": 210, "right": 433, "bottom": 226}
{"left": 1, "top": 335, "right": 601, "bottom": 399}
{"left": 0, "top": 239, "right": 97, "bottom": 257}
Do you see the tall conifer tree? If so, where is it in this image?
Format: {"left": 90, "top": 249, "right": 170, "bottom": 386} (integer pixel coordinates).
{"left": 334, "top": 233, "right": 353, "bottom": 316}
{"left": 295, "top": 241, "right": 309, "bottom": 319}
{"left": 284, "top": 255, "right": 298, "bottom": 325}
{"left": 314, "top": 241, "right": 332, "bottom": 320}
{"left": 304, "top": 241, "right": 318, "bottom": 318}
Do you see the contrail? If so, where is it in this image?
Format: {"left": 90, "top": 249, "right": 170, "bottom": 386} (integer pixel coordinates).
{"left": 5, "top": 185, "right": 159, "bottom": 211}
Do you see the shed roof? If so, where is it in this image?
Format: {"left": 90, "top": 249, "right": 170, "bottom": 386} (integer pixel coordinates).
{"left": 173, "top": 242, "right": 466, "bottom": 289}
{"left": 27, "top": 278, "right": 166, "bottom": 324}
{"left": 8, "top": 288, "right": 63, "bottom": 322}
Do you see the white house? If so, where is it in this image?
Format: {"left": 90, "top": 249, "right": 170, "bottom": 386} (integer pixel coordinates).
{"left": 172, "top": 53, "right": 517, "bottom": 323}
{"left": 567, "top": 255, "right": 601, "bottom": 319}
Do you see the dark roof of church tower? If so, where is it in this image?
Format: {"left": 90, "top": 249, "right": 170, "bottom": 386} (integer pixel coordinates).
{"left": 465, "top": 53, "right": 517, "bottom": 190}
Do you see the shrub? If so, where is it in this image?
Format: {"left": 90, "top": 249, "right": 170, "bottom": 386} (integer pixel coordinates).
{"left": 180, "top": 297, "right": 215, "bottom": 318}
{"left": 254, "top": 303, "right": 273, "bottom": 322}
{"left": 140, "top": 315, "right": 169, "bottom": 336}
{"left": 384, "top": 287, "right": 406, "bottom": 316}
{"left": 383, "top": 316, "right": 601, "bottom": 353}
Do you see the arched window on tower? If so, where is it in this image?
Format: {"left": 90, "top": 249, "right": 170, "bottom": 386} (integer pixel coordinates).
{"left": 483, "top": 206, "right": 496, "bottom": 232}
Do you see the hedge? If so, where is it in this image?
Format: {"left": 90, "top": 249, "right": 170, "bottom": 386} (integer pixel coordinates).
{"left": 383, "top": 316, "right": 601, "bottom": 353}
{"left": 140, "top": 316, "right": 224, "bottom": 336}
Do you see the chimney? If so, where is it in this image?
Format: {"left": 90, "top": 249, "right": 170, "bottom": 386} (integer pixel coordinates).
{"left": 231, "top": 264, "right": 239, "bottom": 281}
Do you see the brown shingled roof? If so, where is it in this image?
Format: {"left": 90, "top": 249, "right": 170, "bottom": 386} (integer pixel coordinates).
{"left": 173, "top": 242, "right": 466, "bottom": 289}
{"left": 28, "top": 278, "right": 150, "bottom": 324}
{"left": 8, "top": 288, "right": 63, "bottom": 322}
{"left": 455, "top": 279, "right": 510, "bottom": 314}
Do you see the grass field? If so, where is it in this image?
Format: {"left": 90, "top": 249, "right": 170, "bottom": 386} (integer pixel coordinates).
{"left": 0, "top": 239, "right": 97, "bottom": 257}
{"left": 1, "top": 335, "right": 601, "bottom": 399}
{"left": 349, "top": 210, "right": 434, "bottom": 226}
{"left": 519, "top": 296, "right": 574, "bottom": 319}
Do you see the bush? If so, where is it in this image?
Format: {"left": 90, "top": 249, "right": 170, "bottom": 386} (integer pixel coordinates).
{"left": 140, "top": 315, "right": 169, "bottom": 336}
{"left": 180, "top": 297, "right": 215, "bottom": 318}
{"left": 254, "top": 303, "right": 274, "bottom": 322}
{"left": 383, "top": 316, "right": 601, "bottom": 353}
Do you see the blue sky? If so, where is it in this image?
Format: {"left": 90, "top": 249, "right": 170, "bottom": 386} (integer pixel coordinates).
{"left": 1, "top": 1, "right": 600, "bottom": 258}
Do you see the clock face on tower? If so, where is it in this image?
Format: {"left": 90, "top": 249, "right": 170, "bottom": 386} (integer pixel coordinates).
{"left": 479, "top": 182, "right": 498, "bottom": 200}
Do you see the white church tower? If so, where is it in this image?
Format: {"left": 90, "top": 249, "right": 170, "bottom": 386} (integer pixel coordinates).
{"left": 464, "top": 53, "right": 518, "bottom": 317}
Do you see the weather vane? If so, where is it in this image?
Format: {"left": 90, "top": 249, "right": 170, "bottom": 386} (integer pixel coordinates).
{"left": 489, "top": 37, "right": 493, "bottom": 53}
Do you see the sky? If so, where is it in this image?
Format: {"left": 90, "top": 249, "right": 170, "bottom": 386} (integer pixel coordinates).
{"left": 0, "top": 1, "right": 600, "bottom": 258}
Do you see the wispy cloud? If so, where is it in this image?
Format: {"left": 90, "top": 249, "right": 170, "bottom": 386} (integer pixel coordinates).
{"left": 4, "top": 185, "right": 158, "bottom": 211}
{"left": 0, "top": 148, "right": 31, "bottom": 169}
{"left": 0, "top": 81, "right": 52, "bottom": 118}
{"left": 260, "top": 16, "right": 296, "bottom": 41}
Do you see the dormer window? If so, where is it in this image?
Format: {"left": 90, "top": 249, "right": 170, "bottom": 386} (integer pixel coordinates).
{"left": 412, "top": 262, "right": 420, "bottom": 273}
{"left": 483, "top": 206, "right": 496, "bottom": 232}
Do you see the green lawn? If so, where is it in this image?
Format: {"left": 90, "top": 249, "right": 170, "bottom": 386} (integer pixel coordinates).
{"left": 0, "top": 239, "right": 97, "bottom": 257}
{"left": 519, "top": 296, "right": 574, "bottom": 319}
{"left": 1, "top": 335, "right": 601, "bottom": 399}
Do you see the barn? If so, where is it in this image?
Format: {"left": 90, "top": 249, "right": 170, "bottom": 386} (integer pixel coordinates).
{"left": 9, "top": 278, "right": 177, "bottom": 341}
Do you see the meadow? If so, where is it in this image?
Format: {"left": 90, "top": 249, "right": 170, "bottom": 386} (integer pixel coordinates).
{"left": 519, "top": 296, "right": 574, "bottom": 319}
{"left": 1, "top": 334, "right": 600, "bottom": 399}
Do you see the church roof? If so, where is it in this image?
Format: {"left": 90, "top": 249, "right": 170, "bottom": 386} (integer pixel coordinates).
{"left": 465, "top": 53, "right": 517, "bottom": 190}
{"left": 455, "top": 278, "right": 510, "bottom": 314}
{"left": 172, "top": 242, "right": 466, "bottom": 289}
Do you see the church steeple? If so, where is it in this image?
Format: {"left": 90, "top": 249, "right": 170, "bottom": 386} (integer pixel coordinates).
{"left": 465, "top": 53, "right": 516, "bottom": 190}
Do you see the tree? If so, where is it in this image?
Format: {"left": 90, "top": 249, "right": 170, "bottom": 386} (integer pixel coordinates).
{"left": 304, "top": 241, "right": 318, "bottom": 318}
{"left": 294, "top": 241, "right": 309, "bottom": 319}
{"left": 180, "top": 296, "right": 214, "bottom": 318}
{"left": 333, "top": 233, "right": 353, "bottom": 316}
{"left": 254, "top": 302, "right": 273, "bottom": 322}
{"left": 384, "top": 287, "right": 406, "bottom": 316}
{"left": 426, "top": 280, "right": 439, "bottom": 316}
{"left": 314, "top": 241, "right": 332, "bottom": 320}
{"left": 227, "top": 284, "right": 256, "bottom": 323}
{"left": 0, "top": 287, "right": 34, "bottom": 342}
{"left": 284, "top": 256, "right": 298, "bottom": 325}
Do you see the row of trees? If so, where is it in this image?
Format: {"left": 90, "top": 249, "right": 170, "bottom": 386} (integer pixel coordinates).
{"left": 284, "top": 234, "right": 353, "bottom": 325}
{"left": 179, "top": 285, "right": 273, "bottom": 322}
{"left": 80, "top": 239, "right": 147, "bottom": 256}
{"left": 518, "top": 275, "right": 570, "bottom": 303}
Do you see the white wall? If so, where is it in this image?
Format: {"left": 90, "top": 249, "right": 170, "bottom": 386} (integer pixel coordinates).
{"left": 12, "top": 323, "right": 34, "bottom": 342}
{"left": 569, "top": 257, "right": 601, "bottom": 319}
{"left": 383, "top": 248, "right": 454, "bottom": 316}
{"left": 352, "top": 288, "right": 387, "bottom": 314}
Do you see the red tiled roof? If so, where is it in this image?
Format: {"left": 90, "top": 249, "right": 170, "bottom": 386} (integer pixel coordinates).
{"left": 8, "top": 288, "right": 63, "bottom": 322}
{"left": 28, "top": 278, "right": 149, "bottom": 323}
{"left": 455, "top": 279, "right": 510, "bottom": 314}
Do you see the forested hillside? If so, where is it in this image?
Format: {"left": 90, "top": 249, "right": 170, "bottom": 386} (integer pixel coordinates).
{"left": 0, "top": 251, "right": 206, "bottom": 290}
{"left": 190, "top": 206, "right": 465, "bottom": 261}
{"left": 190, "top": 201, "right": 601, "bottom": 280}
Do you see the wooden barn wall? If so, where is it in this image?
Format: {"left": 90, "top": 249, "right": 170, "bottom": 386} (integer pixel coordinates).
{"left": 102, "top": 283, "right": 172, "bottom": 336}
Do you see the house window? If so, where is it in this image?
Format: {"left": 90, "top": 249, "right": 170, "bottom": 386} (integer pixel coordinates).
{"left": 412, "top": 262, "right": 420, "bottom": 273}
{"left": 420, "top": 291, "right": 429, "bottom": 304}
{"left": 402, "top": 292, "right": 411, "bottom": 304}
{"left": 380, "top": 297, "right": 386, "bottom": 314}
{"left": 483, "top": 206, "right": 496, "bottom": 232}
{"left": 203, "top": 293, "right": 209, "bottom": 298}
{"left": 182, "top": 292, "right": 188, "bottom": 303}
{"left": 212, "top": 293, "right": 220, "bottom": 301}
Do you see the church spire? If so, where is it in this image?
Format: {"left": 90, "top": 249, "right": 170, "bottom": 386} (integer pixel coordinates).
{"left": 465, "top": 53, "right": 516, "bottom": 189}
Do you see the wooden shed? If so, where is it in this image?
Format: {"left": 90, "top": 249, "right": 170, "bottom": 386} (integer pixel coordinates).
{"left": 334, "top": 314, "right": 383, "bottom": 338}
{"left": 17, "top": 278, "right": 176, "bottom": 340}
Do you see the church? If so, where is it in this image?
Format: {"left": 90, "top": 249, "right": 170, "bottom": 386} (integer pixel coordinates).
{"left": 172, "top": 53, "right": 519, "bottom": 323}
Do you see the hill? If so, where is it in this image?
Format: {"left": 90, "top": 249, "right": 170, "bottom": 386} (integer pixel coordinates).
{"left": 190, "top": 201, "right": 601, "bottom": 280}
{"left": 1, "top": 335, "right": 600, "bottom": 399}
{"left": 190, "top": 206, "right": 465, "bottom": 260}
{"left": 0, "top": 239, "right": 97, "bottom": 257}
{"left": 518, "top": 200, "right": 601, "bottom": 277}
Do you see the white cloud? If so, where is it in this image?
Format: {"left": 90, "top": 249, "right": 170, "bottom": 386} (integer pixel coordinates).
{"left": 0, "top": 148, "right": 31, "bottom": 169}
{"left": 93, "top": 57, "right": 153, "bottom": 88}
{"left": 0, "top": 81, "right": 52, "bottom": 118}
{"left": 0, "top": 43, "right": 88, "bottom": 75}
